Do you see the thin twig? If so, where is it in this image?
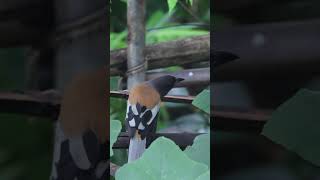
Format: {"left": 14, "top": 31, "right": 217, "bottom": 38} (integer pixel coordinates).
{"left": 110, "top": 90, "right": 194, "bottom": 104}
{"left": 113, "top": 132, "right": 203, "bottom": 149}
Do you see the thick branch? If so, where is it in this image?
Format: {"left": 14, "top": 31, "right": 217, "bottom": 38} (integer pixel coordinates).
{"left": 110, "top": 34, "right": 210, "bottom": 75}
{"left": 126, "top": 0, "right": 146, "bottom": 88}
{"left": 112, "top": 132, "right": 202, "bottom": 149}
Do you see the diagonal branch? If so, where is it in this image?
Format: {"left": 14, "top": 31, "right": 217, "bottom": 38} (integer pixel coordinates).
{"left": 110, "top": 90, "right": 194, "bottom": 104}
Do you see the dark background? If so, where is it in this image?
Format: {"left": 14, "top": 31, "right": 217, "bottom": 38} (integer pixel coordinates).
{"left": 213, "top": 0, "right": 320, "bottom": 179}
{"left": 0, "top": 0, "right": 106, "bottom": 179}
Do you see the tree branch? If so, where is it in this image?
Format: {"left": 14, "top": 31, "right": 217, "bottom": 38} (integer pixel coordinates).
{"left": 110, "top": 90, "right": 194, "bottom": 104}
{"left": 110, "top": 34, "right": 210, "bottom": 76}
{"left": 112, "top": 132, "right": 203, "bottom": 149}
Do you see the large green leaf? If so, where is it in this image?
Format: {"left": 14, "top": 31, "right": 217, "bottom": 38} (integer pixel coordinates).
{"left": 192, "top": 89, "right": 210, "bottom": 114}
{"left": 196, "top": 171, "right": 210, "bottom": 180}
{"left": 115, "top": 137, "right": 208, "bottom": 180}
{"left": 184, "top": 133, "right": 210, "bottom": 167}
{"left": 167, "top": 0, "right": 178, "bottom": 13}
{"left": 110, "top": 120, "right": 122, "bottom": 157}
{"left": 262, "top": 89, "right": 320, "bottom": 166}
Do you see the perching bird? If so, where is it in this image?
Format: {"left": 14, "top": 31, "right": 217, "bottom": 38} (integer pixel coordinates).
{"left": 50, "top": 67, "right": 108, "bottom": 180}
{"left": 125, "top": 75, "right": 184, "bottom": 162}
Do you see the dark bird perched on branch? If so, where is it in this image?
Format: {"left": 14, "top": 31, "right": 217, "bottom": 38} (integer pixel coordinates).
{"left": 126, "top": 75, "right": 184, "bottom": 162}
{"left": 212, "top": 51, "right": 239, "bottom": 68}
{"left": 50, "top": 67, "right": 108, "bottom": 180}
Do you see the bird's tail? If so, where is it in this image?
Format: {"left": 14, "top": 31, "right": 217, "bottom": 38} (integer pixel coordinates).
{"left": 128, "top": 135, "right": 146, "bottom": 162}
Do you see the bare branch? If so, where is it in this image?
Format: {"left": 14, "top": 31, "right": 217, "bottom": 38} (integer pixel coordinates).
{"left": 110, "top": 90, "right": 194, "bottom": 104}
{"left": 126, "top": 0, "right": 146, "bottom": 89}
{"left": 111, "top": 35, "right": 210, "bottom": 76}
{"left": 112, "top": 132, "right": 203, "bottom": 149}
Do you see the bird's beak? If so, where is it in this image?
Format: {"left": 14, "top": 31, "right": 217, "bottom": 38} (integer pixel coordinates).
{"left": 175, "top": 77, "right": 184, "bottom": 82}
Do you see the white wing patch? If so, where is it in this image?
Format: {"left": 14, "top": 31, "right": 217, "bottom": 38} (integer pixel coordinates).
{"left": 129, "top": 119, "right": 135, "bottom": 127}
{"left": 131, "top": 104, "right": 138, "bottom": 115}
{"left": 147, "top": 103, "right": 161, "bottom": 125}
{"left": 125, "top": 100, "right": 130, "bottom": 119}
{"left": 138, "top": 122, "right": 145, "bottom": 130}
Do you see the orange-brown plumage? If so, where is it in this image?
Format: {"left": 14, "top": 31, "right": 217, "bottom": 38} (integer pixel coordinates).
{"left": 128, "top": 83, "right": 160, "bottom": 109}
{"left": 126, "top": 75, "right": 184, "bottom": 162}
{"left": 59, "top": 67, "right": 108, "bottom": 143}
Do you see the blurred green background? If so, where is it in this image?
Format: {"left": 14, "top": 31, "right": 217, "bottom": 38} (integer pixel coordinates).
{"left": 213, "top": 0, "right": 320, "bottom": 179}
{"left": 0, "top": 49, "right": 53, "bottom": 179}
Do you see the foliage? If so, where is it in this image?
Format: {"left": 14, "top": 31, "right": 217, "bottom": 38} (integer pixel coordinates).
{"left": 110, "top": 0, "right": 209, "bottom": 50}
{"left": 167, "top": 0, "right": 178, "bottom": 13}
{"left": 262, "top": 88, "right": 320, "bottom": 167}
{"left": 184, "top": 133, "right": 210, "bottom": 168}
{"left": 115, "top": 136, "right": 209, "bottom": 180}
{"left": 167, "top": 0, "right": 193, "bottom": 13}
{"left": 0, "top": 114, "right": 52, "bottom": 180}
{"left": 0, "top": 49, "right": 53, "bottom": 180}
{"left": 110, "top": 120, "right": 122, "bottom": 157}
{"left": 192, "top": 89, "right": 210, "bottom": 114}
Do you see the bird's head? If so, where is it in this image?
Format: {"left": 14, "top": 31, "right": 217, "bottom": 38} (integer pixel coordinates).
{"left": 147, "top": 75, "right": 184, "bottom": 97}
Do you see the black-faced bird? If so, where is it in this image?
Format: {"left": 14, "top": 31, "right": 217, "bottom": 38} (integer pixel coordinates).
{"left": 125, "top": 75, "right": 184, "bottom": 162}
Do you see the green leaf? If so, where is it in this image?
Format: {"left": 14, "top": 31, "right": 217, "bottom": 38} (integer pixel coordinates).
{"left": 184, "top": 133, "right": 210, "bottom": 168}
{"left": 188, "top": 0, "right": 193, "bottom": 6}
{"left": 110, "top": 31, "right": 127, "bottom": 50}
{"left": 196, "top": 171, "right": 210, "bottom": 180}
{"left": 192, "top": 89, "right": 210, "bottom": 114}
{"left": 110, "top": 120, "right": 122, "bottom": 157}
{"left": 146, "top": 11, "right": 165, "bottom": 29}
{"left": 262, "top": 89, "right": 320, "bottom": 166}
{"left": 115, "top": 137, "right": 208, "bottom": 180}
{"left": 167, "top": 0, "right": 178, "bottom": 13}
{"left": 110, "top": 76, "right": 121, "bottom": 91}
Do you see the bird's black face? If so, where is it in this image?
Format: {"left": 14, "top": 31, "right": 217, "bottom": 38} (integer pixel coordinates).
{"left": 148, "top": 75, "right": 184, "bottom": 97}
